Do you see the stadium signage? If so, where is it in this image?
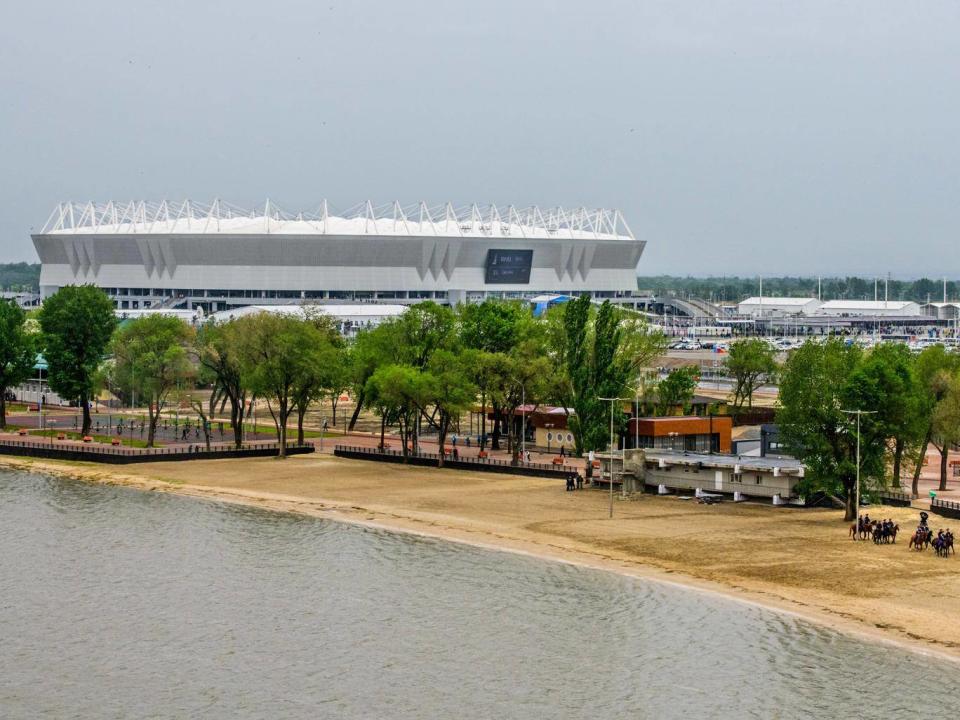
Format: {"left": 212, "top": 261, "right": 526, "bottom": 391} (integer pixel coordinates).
{"left": 485, "top": 249, "right": 533, "bottom": 284}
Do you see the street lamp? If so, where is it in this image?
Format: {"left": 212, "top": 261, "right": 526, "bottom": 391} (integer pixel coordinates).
{"left": 598, "top": 397, "right": 630, "bottom": 519}
{"left": 841, "top": 408, "right": 877, "bottom": 539}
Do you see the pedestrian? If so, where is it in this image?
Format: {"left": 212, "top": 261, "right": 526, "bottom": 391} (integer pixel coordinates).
{"left": 452, "top": 434, "right": 457, "bottom": 448}
{"left": 560, "top": 445, "right": 565, "bottom": 458}
{"left": 576, "top": 473, "right": 583, "bottom": 490}
{"left": 453, "top": 447, "right": 459, "bottom": 460}
{"left": 465, "top": 436, "right": 471, "bottom": 448}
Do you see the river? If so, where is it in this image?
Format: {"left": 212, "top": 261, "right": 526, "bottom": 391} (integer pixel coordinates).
{"left": 0, "top": 469, "right": 953, "bottom": 718}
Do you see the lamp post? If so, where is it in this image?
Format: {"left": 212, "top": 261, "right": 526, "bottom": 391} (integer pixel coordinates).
{"left": 841, "top": 408, "right": 876, "bottom": 539}
{"left": 598, "top": 397, "right": 630, "bottom": 519}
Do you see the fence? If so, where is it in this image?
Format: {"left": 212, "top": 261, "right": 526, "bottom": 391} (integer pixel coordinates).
{"left": 0, "top": 439, "right": 314, "bottom": 464}
{"left": 877, "top": 491, "right": 913, "bottom": 507}
{"left": 333, "top": 445, "right": 572, "bottom": 479}
{"left": 931, "top": 497, "right": 960, "bottom": 520}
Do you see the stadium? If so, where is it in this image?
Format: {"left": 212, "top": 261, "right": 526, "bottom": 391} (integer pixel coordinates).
{"left": 32, "top": 200, "right": 645, "bottom": 312}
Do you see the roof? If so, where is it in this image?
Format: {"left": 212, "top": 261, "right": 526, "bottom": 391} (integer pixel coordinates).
{"left": 817, "top": 300, "right": 917, "bottom": 311}
{"left": 39, "top": 200, "right": 634, "bottom": 242}
{"left": 208, "top": 304, "right": 408, "bottom": 323}
{"left": 738, "top": 297, "right": 819, "bottom": 306}
{"left": 645, "top": 450, "right": 803, "bottom": 474}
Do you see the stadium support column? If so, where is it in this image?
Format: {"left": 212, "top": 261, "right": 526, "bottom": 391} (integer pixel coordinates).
{"left": 448, "top": 289, "right": 466, "bottom": 306}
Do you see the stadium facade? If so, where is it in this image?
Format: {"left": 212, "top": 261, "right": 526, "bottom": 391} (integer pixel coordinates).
{"left": 33, "top": 200, "right": 644, "bottom": 312}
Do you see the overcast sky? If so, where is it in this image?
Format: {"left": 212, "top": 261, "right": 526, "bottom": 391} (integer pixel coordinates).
{"left": 2, "top": 1, "right": 957, "bottom": 276}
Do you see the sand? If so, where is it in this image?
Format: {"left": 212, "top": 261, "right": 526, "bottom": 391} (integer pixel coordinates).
{"left": 4, "top": 452, "right": 960, "bottom": 661}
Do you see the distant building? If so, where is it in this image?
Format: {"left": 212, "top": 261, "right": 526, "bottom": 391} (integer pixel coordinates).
{"left": 921, "top": 302, "right": 960, "bottom": 320}
{"left": 737, "top": 297, "right": 822, "bottom": 317}
{"left": 814, "top": 300, "right": 921, "bottom": 317}
{"left": 626, "top": 415, "right": 732, "bottom": 453}
{"left": 639, "top": 451, "right": 804, "bottom": 500}
{"left": 208, "top": 303, "right": 407, "bottom": 338}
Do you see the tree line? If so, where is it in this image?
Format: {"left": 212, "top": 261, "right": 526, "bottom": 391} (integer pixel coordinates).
{"left": 638, "top": 275, "right": 959, "bottom": 304}
{"left": 0, "top": 287, "right": 665, "bottom": 461}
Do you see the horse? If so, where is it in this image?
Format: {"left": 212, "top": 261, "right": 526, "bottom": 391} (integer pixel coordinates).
{"left": 933, "top": 531, "right": 955, "bottom": 558}
{"left": 850, "top": 520, "right": 875, "bottom": 541}
{"left": 909, "top": 528, "right": 932, "bottom": 551}
{"left": 872, "top": 523, "right": 899, "bottom": 545}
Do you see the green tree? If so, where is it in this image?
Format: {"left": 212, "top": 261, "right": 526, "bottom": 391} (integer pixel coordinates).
{"left": 778, "top": 339, "right": 886, "bottom": 520}
{"left": 194, "top": 321, "right": 248, "bottom": 448}
{"left": 656, "top": 366, "right": 700, "bottom": 415}
{"left": 0, "top": 300, "right": 36, "bottom": 427}
{"left": 348, "top": 320, "right": 404, "bottom": 430}
{"left": 910, "top": 345, "right": 960, "bottom": 496}
{"left": 236, "top": 313, "right": 328, "bottom": 457}
{"left": 420, "top": 350, "right": 477, "bottom": 466}
{"left": 725, "top": 338, "right": 778, "bottom": 412}
{"left": 931, "top": 370, "right": 960, "bottom": 492}
{"left": 111, "top": 315, "right": 196, "bottom": 447}
{"left": 551, "top": 296, "right": 665, "bottom": 454}
{"left": 366, "top": 364, "right": 427, "bottom": 460}
{"left": 38, "top": 285, "right": 117, "bottom": 435}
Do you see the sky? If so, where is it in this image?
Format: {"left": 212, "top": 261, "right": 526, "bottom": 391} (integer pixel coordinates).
{"left": 1, "top": 0, "right": 958, "bottom": 276}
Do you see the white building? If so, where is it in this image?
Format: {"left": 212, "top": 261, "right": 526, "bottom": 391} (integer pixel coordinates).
{"left": 208, "top": 303, "right": 407, "bottom": 337}
{"left": 737, "top": 296, "right": 822, "bottom": 317}
{"left": 33, "top": 199, "right": 645, "bottom": 311}
{"left": 814, "top": 300, "right": 921, "bottom": 317}
{"left": 921, "top": 302, "right": 960, "bottom": 320}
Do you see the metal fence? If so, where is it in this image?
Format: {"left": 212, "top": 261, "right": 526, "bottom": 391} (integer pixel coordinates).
{"left": 877, "top": 490, "right": 913, "bottom": 507}
{"left": 931, "top": 497, "right": 960, "bottom": 520}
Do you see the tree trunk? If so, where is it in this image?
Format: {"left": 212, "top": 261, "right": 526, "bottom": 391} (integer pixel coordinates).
{"left": 147, "top": 403, "right": 157, "bottom": 448}
{"left": 0, "top": 393, "right": 6, "bottom": 428}
{"left": 348, "top": 389, "right": 364, "bottom": 430}
{"left": 330, "top": 395, "right": 338, "bottom": 426}
{"left": 912, "top": 428, "right": 932, "bottom": 498}
{"left": 81, "top": 394, "right": 91, "bottom": 436}
{"left": 491, "top": 404, "right": 502, "bottom": 450}
{"left": 379, "top": 414, "right": 386, "bottom": 449}
{"left": 297, "top": 405, "right": 306, "bottom": 445}
{"left": 844, "top": 484, "right": 856, "bottom": 522}
{"left": 437, "top": 415, "right": 447, "bottom": 468}
{"left": 938, "top": 443, "right": 949, "bottom": 492}
{"left": 892, "top": 438, "right": 904, "bottom": 489}
{"left": 480, "top": 392, "right": 487, "bottom": 450}
{"left": 277, "top": 405, "right": 288, "bottom": 458}
{"left": 230, "top": 397, "right": 243, "bottom": 449}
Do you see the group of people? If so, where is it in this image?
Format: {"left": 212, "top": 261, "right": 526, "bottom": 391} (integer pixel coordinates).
{"left": 565, "top": 472, "right": 584, "bottom": 491}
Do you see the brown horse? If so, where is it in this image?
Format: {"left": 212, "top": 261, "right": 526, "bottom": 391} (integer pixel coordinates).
{"left": 849, "top": 520, "right": 875, "bottom": 540}
{"left": 909, "top": 528, "right": 932, "bottom": 551}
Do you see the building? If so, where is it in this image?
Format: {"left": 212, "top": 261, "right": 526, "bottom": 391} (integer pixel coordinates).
{"left": 626, "top": 415, "right": 732, "bottom": 453}
{"left": 208, "top": 303, "right": 407, "bottom": 338}
{"left": 33, "top": 200, "right": 645, "bottom": 312}
{"left": 921, "top": 302, "right": 960, "bottom": 321}
{"left": 814, "top": 300, "right": 921, "bottom": 317}
{"left": 737, "top": 296, "right": 822, "bottom": 317}
{"left": 598, "top": 449, "right": 805, "bottom": 501}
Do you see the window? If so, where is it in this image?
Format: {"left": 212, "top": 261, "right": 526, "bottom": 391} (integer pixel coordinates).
{"left": 547, "top": 432, "right": 553, "bottom": 442}
{"left": 756, "top": 475, "right": 763, "bottom": 485}
{"left": 732, "top": 473, "right": 742, "bottom": 483}
{"left": 566, "top": 433, "right": 573, "bottom": 443}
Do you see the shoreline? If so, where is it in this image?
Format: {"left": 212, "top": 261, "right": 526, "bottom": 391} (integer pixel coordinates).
{"left": 3, "top": 454, "right": 960, "bottom": 664}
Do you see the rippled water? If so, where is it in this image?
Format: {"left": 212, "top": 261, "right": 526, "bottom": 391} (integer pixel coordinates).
{"left": 0, "top": 469, "right": 954, "bottom": 718}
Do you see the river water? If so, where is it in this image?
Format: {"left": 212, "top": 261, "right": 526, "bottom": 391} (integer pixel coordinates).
{"left": 0, "top": 469, "right": 954, "bottom": 718}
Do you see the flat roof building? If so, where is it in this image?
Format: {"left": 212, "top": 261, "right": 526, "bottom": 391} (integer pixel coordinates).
{"left": 814, "top": 300, "right": 921, "bottom": 317}
{"left": 737, "top": 297, "right": 822, "bottom": 317}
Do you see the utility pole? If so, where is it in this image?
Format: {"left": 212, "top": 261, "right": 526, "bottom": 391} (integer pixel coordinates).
{"left": 841, "top": 408, "right": 877, "bottom": 538}
{"left": 598, "top": 397, "right": 629, "bottom": 518}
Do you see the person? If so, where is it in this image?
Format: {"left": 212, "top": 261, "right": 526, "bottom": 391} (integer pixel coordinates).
{"left": 451, "top": 434, "right": 457, "bottom": 448}
{"left": 524, "top": 450, "right": 530, "bottom": 464}
{"left": 465, "top": 436, "right": 471, "bottom": 449}
{"left": 576, "top": 473, "right": 583, "bottom": 490}
{"left": 565, "top": 474, "right": 574, "bottom": 491}
{"left": 452, "top": 447, "right": 459, "bottom": 460}
{"left": 559, "top": 445, "right": 565, "bottom": 458}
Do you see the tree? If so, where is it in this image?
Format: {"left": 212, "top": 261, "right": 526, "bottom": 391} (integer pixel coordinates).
{"left": 910, "top": 346, "right": 959, "bottom": 496}
{"left": 0, "top": 300, "right": 35, "bottom": 427}
{"left": 549, "top": 296, "right": 665, "bottom": 455}
{"left": 194, "top": 321, "right": 248, "bottom": 448}
{"left": 365, "top": 364, "right": 427, "bottom": 460}
{"left": 38, "top": 285, "right": 117, "bottom": 435}
{"left": 111, "top": 315, "right": 196, "bottom": 447}
{"left": 656, "top": 366, "right": 699, "bottom": 415}
{"left": 725, "top": 338, "right": 777, "bottom": 412}
{"left": 419, "top": 350, "right": 476, "bottom": 466}
{"left": 931, "top": 370, "right": 960, "bottom": 492}
{"left": 491, "top": 341, "right": 551, "bottom": 464}
{"left": 348, "top": 321, "right": 403, "bottom": 430}
{"left": 236, "top": 313, "right": 327, "bottom": 458}
{"left": 853, "top": 343, "right": 923, "bottom": 489}
{"left": 778, "top": 339, "right": 886, "bottom": 521}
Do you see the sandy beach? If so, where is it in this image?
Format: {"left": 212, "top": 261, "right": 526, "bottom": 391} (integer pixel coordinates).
{"left": 4, "top": 452, "right": 960, "bottom": 661}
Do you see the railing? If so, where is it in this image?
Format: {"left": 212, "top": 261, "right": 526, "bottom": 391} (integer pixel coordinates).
{"left": 333, "top": 445, "right": 572, "bottom": 478}
{"left": 878, "top": 490, "right": 913, "bottom": 506}
{"left": 930, "top": 497, "right": 960, "bottom": 519}
{"left": 0, "top": 439, "right": 314, "bottom": 464}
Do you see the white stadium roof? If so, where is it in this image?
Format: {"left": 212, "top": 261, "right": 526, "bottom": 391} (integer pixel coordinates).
{"left": 739, "top": 297, "right": 818, "bottom": 306}
{"left": 41, "top": 200, "right": 635, "bottom": 242}
{"left": 816, "top": 300, "right": 916, "bottom": 311}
